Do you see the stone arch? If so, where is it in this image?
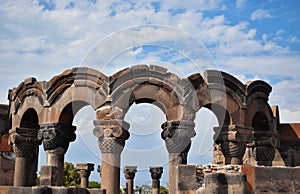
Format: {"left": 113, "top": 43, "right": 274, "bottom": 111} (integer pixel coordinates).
{"left": 9, "top": 77, "right": 44, "bottom": 129}
{"left": 202, "top": 70, "right": 245, "bottom": 125}
{"left": 245, "top": 80, "right": 279, "bottom": 166}
{"left": 107, "top": 65, "right": 197, "bottom": 121}
{"left": 95, "top": 65, "right": 199, "bottom": 193}
{"left": 43, "top": 67, "right": 108, "bottom": 123}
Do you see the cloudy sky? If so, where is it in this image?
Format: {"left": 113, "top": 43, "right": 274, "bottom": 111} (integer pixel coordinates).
{"left": 1, "top": 0, "right": 299, "bottom": 186}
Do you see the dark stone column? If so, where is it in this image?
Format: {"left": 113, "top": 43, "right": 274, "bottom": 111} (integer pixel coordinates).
{"left": 94, "top": 119, "right": 130, "bottom": 194}
{"left": 161, "top": 120, "right": 195, "bottom": 194}
{"left": 9, "top": 127, "right": 40, "bottom": 186}
{"left": 76, "top": 163, "right": 95, "bottom": 188}
{"left": 123, "top": 166, "right": 137, "bottom": 194}
{"left": 214, "top": 125, "right": 253, "bottom": 165}
{"left": 97, "top": 165, "right": 102, "bottom": 183}
{"left": 149, "top": 167, "right": 163, "bottom": 194}
{"left": 38, "top": 123, "right": 76, "bottom": 186}
{"left": 252, "top": 131, "right": 279, "bottom": 166}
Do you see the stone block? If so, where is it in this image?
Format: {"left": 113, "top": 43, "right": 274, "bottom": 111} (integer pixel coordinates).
{"left": 0, "top": 156, "right": 14, "bottom": 186}
{"left": 0, "top": 186, "right": 9, "bottom": 194}
{"left": 294, "top": 167, "right": 300, "bottom": 192}
{"left": 7, "top": 187, "right": 32, "bottom": 194}
{"left": 225, "top": 173, "right": 247, "bottom": 194}
{"left": 39, "top": 166, "right": 58, "bottom": 186}
{"left": 240, "top": 165, "right": 254, "bottom": 193}
{"left": 176, "top": 165, "right": 196, "bottom": 191}
{"left": 88, "top": 189, "right": 106, "bottom": 194}
{"left": 254, "top": 166, "right": 273, "bottom": 192}
{"left": 272, "top": 167, "right": 294, "bottom": 192}
{"left": 204, "top": 173, "right": 228, "bottom": 193}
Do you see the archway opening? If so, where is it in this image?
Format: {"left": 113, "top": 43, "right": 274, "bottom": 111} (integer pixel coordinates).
{"left": 252, "top": 111, "right": 269, "bottom": 131}
{"left": 122, "top": 102, "right": 168, "bottom": 188}
{"left": 189, "top": 108, "right": 218, "bottom": 164}
{"left": 38, "top": 101, "right": 100, "bottom": 187}
{"left": 66, "top": 105, "right": 100, "bottom": 184}
{"left": 20, "top": 108, "right": 39, "bottom": 128}
{"left": 189, "top": 104, "right": 230, "bottom": 164}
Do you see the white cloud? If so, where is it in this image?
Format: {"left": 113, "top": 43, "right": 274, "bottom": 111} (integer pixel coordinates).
{"left": 250, "top": 8, "right": 273, "bottom": 21}
{"left": 1, "top": 0, "right": 299, "bottom": 185}
{"left": 235, "top": 0, "right": 246, "bottom": 9}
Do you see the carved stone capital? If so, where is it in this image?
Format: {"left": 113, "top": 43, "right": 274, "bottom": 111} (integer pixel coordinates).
{"left": 93, "top": 119, "right": 130, "bottom": 154}
{"left": 38, "top": 123, "right": 76, "bottom": 152}
{"left": 253, "top": 146, "right": 275, "bottom": 165}
{"left": 252, "top": 131, "right": 280, "bottom": 148}
{"left": 161, "top": 120, "right": 195, "bottom": 153}
{"left": 214, "top": 125, "right": 253, "bottom": 144}
{"left": 149, "top": 167, "right": 163, "bottom": 180}
{"left": 76, "top": 163, "right": 94, "bottom": 178}
{"left": 124, "top": 166, "right": 137, "bottom": 179}
{"left": 9, "top": 127, "right": 40, "bottom": 158}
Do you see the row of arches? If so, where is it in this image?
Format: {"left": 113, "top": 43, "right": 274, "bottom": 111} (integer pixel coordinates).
{"left": 8, "top": 65, "right": 279, "bottom": 193}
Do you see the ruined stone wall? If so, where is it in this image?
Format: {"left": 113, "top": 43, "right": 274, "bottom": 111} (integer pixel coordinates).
{"left": 0, "top": 105, "right": 14, "bottom": 186}
{"left": 279, "top": 123, "right": 300, "bottom": 166}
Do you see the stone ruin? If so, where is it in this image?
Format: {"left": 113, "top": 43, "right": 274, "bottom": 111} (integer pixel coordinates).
{"left": 0, "top": 65, "right": 299, "bottom": 194}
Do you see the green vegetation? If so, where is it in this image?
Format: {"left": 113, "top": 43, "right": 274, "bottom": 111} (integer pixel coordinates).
{"left": 63, "top": 162, "right": 80, "bottom": 186}
{"left": 160, "top": 185, "right": 168, "bottom": 194}
{"left": 88, "top": 181, "right": 101, "bottom": 188}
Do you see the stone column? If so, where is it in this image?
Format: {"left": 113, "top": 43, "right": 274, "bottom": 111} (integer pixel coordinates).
{"left": 97, "top": 165, "right": 102, "bottom": 183}
{"left": 150, "top": 167, "right": 163, "bottom": 194}
{"left": 161, "top": 120, "right": 195, "bottom": 194}
{"left": 252, "top": 131, "right": 279, "bottom": 166}
{"left": 94, "top": 119, "right": 130, "bottom": 194}
{"left": 9, "top": 127, "right": 40, "bottom": 186}
{"left": 123, "top": 166, "right": 137, "bottom": 194}
{"left": 76, "top": 163, "right": 95, "bottom": 188}
{"left": 38, "top": 123, "right": 76, "bottom": 186}
{"left": 214, "top": 125, "right": 253, "bottom": 165}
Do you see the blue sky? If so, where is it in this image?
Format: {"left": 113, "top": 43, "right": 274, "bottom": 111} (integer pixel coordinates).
{"left": 1, "top": 0, "right": 300, "bottom": 186}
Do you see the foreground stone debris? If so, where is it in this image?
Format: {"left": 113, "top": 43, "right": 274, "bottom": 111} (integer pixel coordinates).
{"left": 0, "top": 65, "right": 299, "bottom": 194}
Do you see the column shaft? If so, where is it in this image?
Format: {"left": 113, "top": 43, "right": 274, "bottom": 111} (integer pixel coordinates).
{"left": 10, "top": 128, "right": 40, "bottom": 187}
{"left": 101, "top": 153, "right": 121, "bottom": 194}
{"left": 80, "top": 177, "right": 88, "bottom": 188}
{"left": 14, "top": 157, "right": 37, "bottom": 186}
{"left": 168, "top": 153, "right": 185, "bottom": 194}
{"left": 152, "top": 179, "right": 160, "bottom": 194}
{"left": 39, "top": 123, "right": 76, "bottom": 186}
{"left": 46, "top": 149, "right": 65, "bottom": 186}
{"left": 126, "top": 179, "right": 134, "bottom": 194}
{"left": 150, "top": 167, "right": 163, "bottom": 194}
{"left": 93, "top": 119, "right": 130, "bottom": 194}
{"left": 161, "top": 120, "right": 194, "bottom": 194}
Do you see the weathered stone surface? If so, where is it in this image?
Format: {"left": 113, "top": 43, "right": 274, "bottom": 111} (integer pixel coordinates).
{"left": 176, "top": 165, "right": 196, "bottom": 191}
{"left": 0, "top": 186, "right": 105, "bottom": 194}
{"left": 39, "top": 166, "right": 59, "bottom": 186}
{"left": 241, "top": 165, "right": 300, "bottom": 193}
{"left": 0, "top": 155, "right": 14, "bottom": 186}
